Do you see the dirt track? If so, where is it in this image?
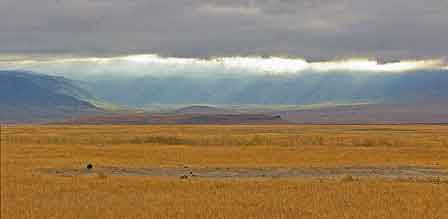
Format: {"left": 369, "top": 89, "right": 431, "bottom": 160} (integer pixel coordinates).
{"left": 38, "top": 166, "right": 448, "bottom": 181}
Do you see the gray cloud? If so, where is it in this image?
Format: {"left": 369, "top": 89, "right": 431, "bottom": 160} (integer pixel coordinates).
{"left": 1, "top": 0, "right": 447, "bottom": 59}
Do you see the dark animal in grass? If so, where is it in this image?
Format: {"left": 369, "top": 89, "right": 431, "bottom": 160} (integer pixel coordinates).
{"left": 86, "top": 164, "right": 93, "bottom": 170}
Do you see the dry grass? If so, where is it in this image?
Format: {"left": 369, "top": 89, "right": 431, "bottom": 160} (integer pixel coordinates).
{"left": 1, "top": 125, "right": 448, "bottom": 219}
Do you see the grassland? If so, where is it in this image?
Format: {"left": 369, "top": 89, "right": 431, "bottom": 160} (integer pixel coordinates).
{"left": 1, "top": 125, "right": 448, "bottom": 218}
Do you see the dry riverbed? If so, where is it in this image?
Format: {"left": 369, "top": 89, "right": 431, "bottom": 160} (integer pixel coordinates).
{"left": 37, "top": 165, "right": 448, "bottom": 183}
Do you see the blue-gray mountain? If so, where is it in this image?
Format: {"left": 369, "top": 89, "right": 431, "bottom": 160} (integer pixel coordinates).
{"left": 1, "top": 69, "right": 448, "bottom": 123}
{"left": 0, "top": 71, "right": 100, "bottom": 123}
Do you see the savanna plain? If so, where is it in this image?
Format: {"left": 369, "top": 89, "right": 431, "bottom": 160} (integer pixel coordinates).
{"left": 1, "top": 125, "right": 448, "bottom": 219}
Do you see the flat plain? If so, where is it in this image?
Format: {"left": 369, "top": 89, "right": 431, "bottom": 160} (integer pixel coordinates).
{"left": 1, "top": 125, "right": 448, "bottom": 219}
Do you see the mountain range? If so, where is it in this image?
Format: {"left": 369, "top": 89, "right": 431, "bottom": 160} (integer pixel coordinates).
{"left": 1, "top": 69, "right": 447, "bottom": 123}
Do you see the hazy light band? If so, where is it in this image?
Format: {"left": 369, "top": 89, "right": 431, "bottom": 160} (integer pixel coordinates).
{"left": 1, "top": 54, "right": 446, "bottom": 76}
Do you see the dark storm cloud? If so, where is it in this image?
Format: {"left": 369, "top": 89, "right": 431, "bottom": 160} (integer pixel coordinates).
{"left": 1, "top": 0, "right": 447, "bottom": 59}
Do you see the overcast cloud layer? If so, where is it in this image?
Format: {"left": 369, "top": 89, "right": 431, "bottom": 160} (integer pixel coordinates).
{"left": 1, "top": 0, "right": 447, "bottom": 59}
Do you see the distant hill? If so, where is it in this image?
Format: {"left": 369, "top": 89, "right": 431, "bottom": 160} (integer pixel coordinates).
{"left": 0, "top": 71, "right": 101, "bottom": 123}
{"left": 61, "top": 105, "right": 284, "bottom": 124}
{"left": 279, "top": 103, "right": 448, "bottom": 124}
{"left": 62, "top": 112, "right": 285, "bottom": 125}
{"left": 174, "top": 105, "right": 237, "bottom": 115}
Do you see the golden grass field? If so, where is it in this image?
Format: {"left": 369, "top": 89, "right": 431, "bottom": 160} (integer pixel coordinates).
{"left": 1, "top": 125, "right": 448, "bottom": 219}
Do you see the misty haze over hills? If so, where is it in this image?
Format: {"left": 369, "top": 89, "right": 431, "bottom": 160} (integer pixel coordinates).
{"left": 1, "top": 55, "right": 448, "bottom": 123}
{"left": 2, "top": 55, "right": 448, "bottom": 106}
{"left": 86, "top": 70, "right": 448, "bottom": 106}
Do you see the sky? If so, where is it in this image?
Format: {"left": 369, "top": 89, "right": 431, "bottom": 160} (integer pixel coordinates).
{"left": 1, "top": 0, "right": 448, "bottom": 60}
